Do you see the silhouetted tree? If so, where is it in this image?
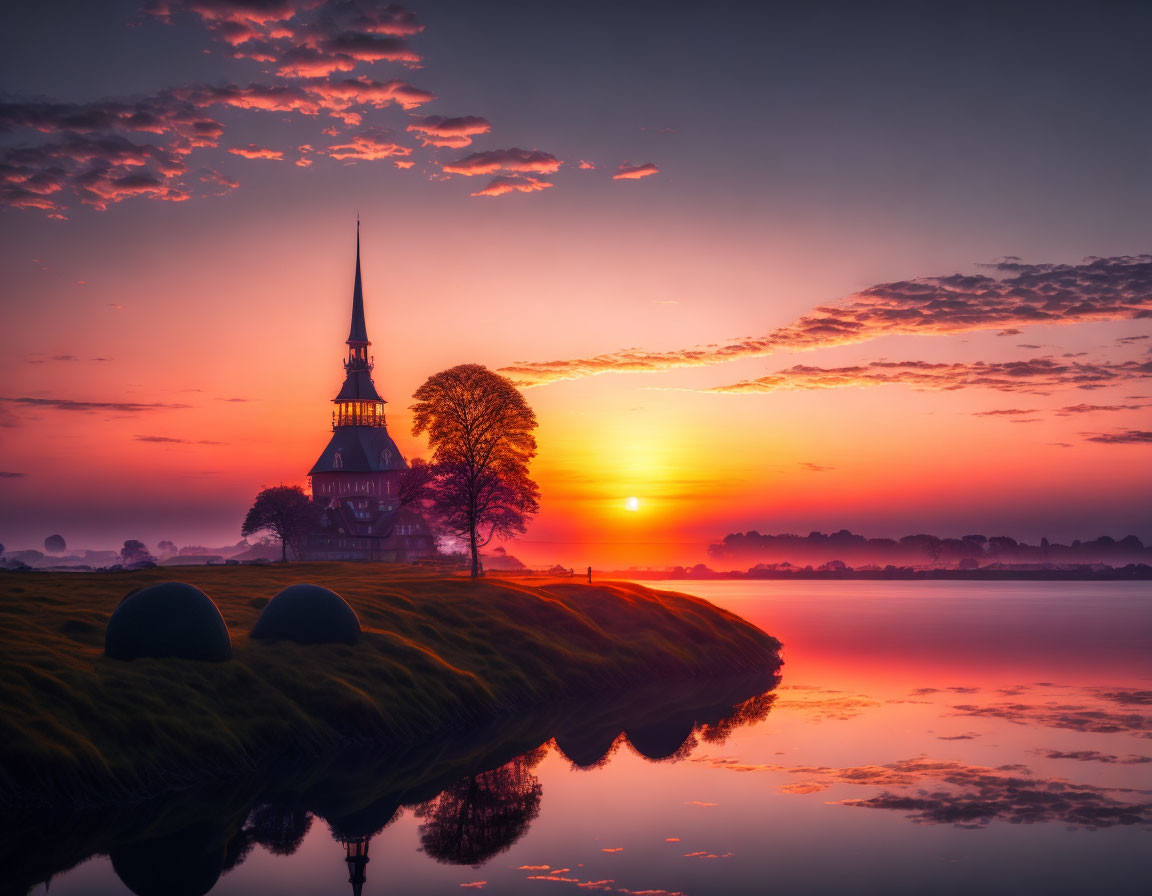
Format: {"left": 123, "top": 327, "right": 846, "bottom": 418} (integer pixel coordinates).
{"left": 411, "top": 365, "right": 539, "bottom": 577}
{"left": 416, "top": 753, "right": 543, "bottom": 866}
{"left": 157, "top": 539, "right": 176, "bottom": 554}
{"left": 242, "top": 486, "right": 320, "bottom": 563}
{"left": 44, "top": 534, "right": 66, "bottom": 553}
{"left": 120, "top": 539, "right": 154, "bottom": 565}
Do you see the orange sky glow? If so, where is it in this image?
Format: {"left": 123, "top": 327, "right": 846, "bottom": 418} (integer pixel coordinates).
{"left": 1, "top": 3, "right": 1149, "bottom": 566}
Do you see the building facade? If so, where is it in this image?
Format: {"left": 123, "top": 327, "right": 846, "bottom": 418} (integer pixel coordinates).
{"left": 304, "top": 225, "right": 434, "bottom": 562}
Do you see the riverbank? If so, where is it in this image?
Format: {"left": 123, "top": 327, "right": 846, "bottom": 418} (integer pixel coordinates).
{"left": 0, "top": 564, "right": 781, "bottom": 810}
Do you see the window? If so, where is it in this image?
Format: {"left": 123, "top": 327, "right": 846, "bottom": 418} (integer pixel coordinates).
{"left": 333, "top": 452, "right": 343, "bottom": 469}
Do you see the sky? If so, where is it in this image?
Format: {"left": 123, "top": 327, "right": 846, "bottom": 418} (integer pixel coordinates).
{"left": 1, "top": 0, "right": 1150, "bottom": 567}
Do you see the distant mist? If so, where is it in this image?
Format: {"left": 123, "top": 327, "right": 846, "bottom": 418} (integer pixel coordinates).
{"left": 707, "top": 530, "right": 1151, "bottom": 570}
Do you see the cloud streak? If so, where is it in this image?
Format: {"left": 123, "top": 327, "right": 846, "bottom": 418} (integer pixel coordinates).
{"left": 0, "top": 397, "right": 191, "bottom": 413}
{"left": 683, "top": 357, "right": 1152, "bottom": 396}
{"left": 134, "top": 435, "right": 223, "bottom": 444}
{"left": 1083, "top": 430, "right": 1152, "bottom": 444}
{"left": 500, "top": 255, "right": 1152, "bottom": 386}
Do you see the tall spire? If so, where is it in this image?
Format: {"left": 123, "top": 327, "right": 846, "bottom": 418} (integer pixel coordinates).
{"left": 348, "top": 218, "right": 368, "bottom": 346}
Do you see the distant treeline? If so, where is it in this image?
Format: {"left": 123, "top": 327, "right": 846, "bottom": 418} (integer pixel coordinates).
{"left": 707, "top": 530, "right": 1151, "bottom": 569}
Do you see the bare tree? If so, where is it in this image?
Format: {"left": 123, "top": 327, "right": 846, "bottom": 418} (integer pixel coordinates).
{"left": 242, "top": 485, "right": 320, "bottom": 562}
{"left": 411, "top": 364, "right": 539, "bottom": 577}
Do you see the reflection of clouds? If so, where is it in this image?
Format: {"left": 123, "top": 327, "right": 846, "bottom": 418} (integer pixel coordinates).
{"left": 1097, "top": 689, "right": 1152, "bottom": 706}
{"left": 910, "top": 686, "right": 980, "bottom": 695}
{"left": 1034, "top": 748, "right": 1152, "bottom": 765}
{"left": 950, "top": 701, "right": 1152, "bottom": 738}
{"left": 697, "top": 755, "right": 1152, "bottom": 829}
{"left": 776, "top": 693, "right": 881, "bottom": 722}
{"left": 518, "top": 867, "right": 686, "bottom": 895}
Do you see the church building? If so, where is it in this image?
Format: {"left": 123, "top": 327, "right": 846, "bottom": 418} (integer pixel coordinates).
{"left": 304, "top": 225, "right": 434, "bottom": 562}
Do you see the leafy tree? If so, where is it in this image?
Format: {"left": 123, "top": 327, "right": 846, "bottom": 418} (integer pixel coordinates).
{"left": 157, "top": 539, "right": 176, "bottom": 554}
{"left": 44, "top": 533, "right": 66, "bottom": 553}
{"left": 242, "top": 485, "right": 320, "bottom": 562}
{"left": 120, "top": 539, "right": 154, "bottom": 565}
{"left": 411, "top": 365, "right": 539, "bottom": 578}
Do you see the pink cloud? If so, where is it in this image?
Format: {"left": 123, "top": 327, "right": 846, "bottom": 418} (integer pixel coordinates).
{"left": 613, "top": 162, "right": 659, "bottom": 180}
{"left": 152, "top": 1, "right": 425, "bottom": 75}
{"left": 227, "top": 143, "right": 283, "bottom": 159}
{"left": 304, "top": 76, "right": 436, "bottom": 111}
{"left": 470, "top": 175, "right": 553, "bottom": 197}
{"left": 443, "top": 147, "right": 562, "bottom": 176}
{"left": 406, "top": 114, "right": 492, "bottom": 148}
{"left": 326, "top": 128, "right": 411, "bottom": 160}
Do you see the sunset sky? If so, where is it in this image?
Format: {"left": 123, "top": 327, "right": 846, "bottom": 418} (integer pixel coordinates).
{"left": 1, "top": 0, "right": 1150, "bottom": 566}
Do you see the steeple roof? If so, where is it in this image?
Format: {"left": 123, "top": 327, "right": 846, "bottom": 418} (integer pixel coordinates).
{"left": 309, "top": 426, "right": 407, "bottom": 475}
{"left": 348, "top": 220, "right": 368, "bottom": 345}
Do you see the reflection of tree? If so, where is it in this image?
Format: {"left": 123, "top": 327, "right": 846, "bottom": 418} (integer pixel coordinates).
{"left": 556, "top": 678, "right": 781, "bottom": 768}
{"left": 416, "top": 750, "right": 544, "bottom": 866}
{"left": 553, "top": 730, "right": 624, "bottom": 769}
{"left": 246, "top": 803, "right": 313, "bottom": 856}
{"left": 697, "top": 692, "right": 777, "bottom": 745}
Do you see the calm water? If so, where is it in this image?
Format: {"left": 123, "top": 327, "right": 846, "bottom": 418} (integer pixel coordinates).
{"left": 11, "top": 581, "right": 1152, "bottom": 896}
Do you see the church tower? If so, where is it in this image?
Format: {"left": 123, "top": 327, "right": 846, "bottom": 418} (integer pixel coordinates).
{"left": 306, "top": 223, "right": 433, "bottom": 562}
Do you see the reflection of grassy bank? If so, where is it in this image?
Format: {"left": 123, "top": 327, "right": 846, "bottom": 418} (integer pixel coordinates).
{"left": 0, "top": 564, "right": 781, "bottom": 809}
{"left": 2, "top": 672, "right": 779, "bottom": 895}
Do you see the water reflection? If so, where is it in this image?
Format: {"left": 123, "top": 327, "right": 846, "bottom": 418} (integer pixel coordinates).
{"left": 4, "top": 671, "right": 778, "bottom": 896}
{"left": 416, "top": 748, "right": 545, "bottom": 866}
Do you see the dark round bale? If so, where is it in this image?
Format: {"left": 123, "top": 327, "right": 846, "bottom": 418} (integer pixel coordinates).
{"left": 251, "top": 583, "right": 361, "bottom": 645}
{"left": 105, "top": 582, "right": 232, "bottom": 661}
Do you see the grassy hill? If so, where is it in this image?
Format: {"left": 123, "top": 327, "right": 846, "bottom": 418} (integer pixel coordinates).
{"left": 0, "top": 564, "right": 781, "bottom": 809}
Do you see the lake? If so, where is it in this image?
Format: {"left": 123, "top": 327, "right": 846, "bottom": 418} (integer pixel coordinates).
{"left": 14, "top": 581, "right": 1151, "bottom": 896}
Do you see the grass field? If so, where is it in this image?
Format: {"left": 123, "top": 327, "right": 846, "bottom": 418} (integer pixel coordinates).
{"left": 0, "top": 564, "right": 781, "bottom": 809}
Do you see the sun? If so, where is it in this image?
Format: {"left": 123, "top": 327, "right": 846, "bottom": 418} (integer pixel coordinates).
{"left": 625, "top": 496, "right": 640, "bottom": 512}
